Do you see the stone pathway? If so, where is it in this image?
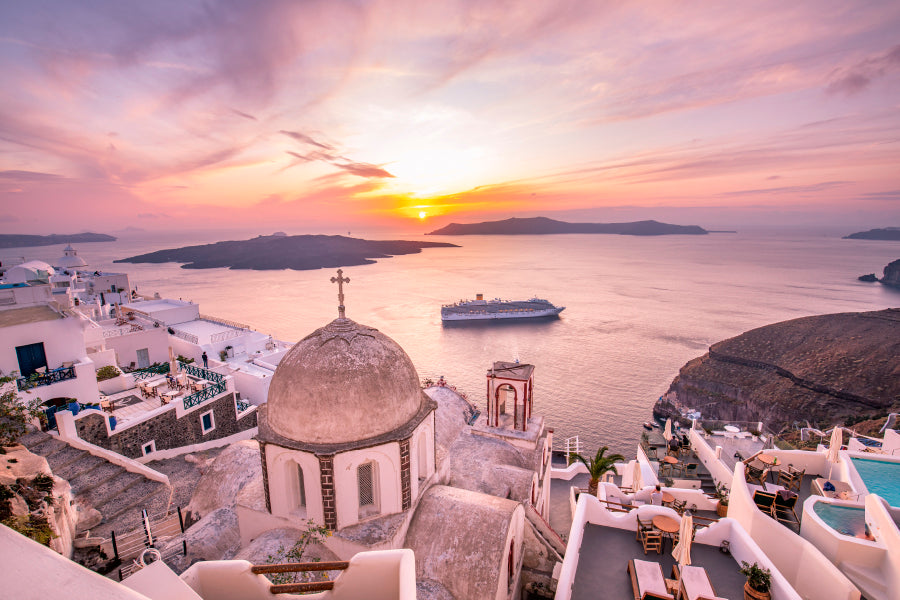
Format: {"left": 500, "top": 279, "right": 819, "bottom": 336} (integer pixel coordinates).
{"left": 19, "top": 430, "right": 172, "bottom": 540}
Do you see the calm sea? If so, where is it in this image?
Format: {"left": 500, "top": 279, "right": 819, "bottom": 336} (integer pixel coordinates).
{"left": 7, "top": 231, "right": 899, "bottom": 456}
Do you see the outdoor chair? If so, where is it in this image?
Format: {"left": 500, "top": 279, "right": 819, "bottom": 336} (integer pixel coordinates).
{"left": 777, "top": 469, "right": 800, "bottom": 491}
{"left": 683, "top": 463, "right": 699, "bottom": 478}
{"left": 753, "top": 491, "right": 777, "bottom": 515}
{"left": 645, "top": 446, "right": 659, "bottom": 460}
{"left": 671, "top": 499, "right": 687, "bottom": 515}
{"left": 641, "top": 530, "right": 664, "bottom": 555}
{"left": 746, "top": 465, "right": 768, "bottom": 486}
{"left": 772, "top": 492, "right": 800, "bottom": 528}
{"left": 636, "top": 515, "right": 654, "bottom": 542}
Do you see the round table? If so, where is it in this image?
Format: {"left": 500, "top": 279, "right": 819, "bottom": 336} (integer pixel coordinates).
{"left": 663, "top": 456, "right": 679, "bottom": 464}
{"left": 724, "top": 425, "right": 740, "bottom": 433}
{"left": 661, "top": 492, "right": 675, "bottom": 504}
{"left": 652, "top": 515, "right": 680, "bottom": 549}
{"left": 757, "top": 453, "right": 776, "bottom": 466}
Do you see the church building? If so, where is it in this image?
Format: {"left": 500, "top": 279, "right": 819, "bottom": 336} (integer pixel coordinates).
{"left": 236, "top": 271, "right": 560, "bottom": 600}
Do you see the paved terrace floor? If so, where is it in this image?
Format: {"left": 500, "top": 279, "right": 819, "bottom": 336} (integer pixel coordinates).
{"left": 571, "top": 525, "right": 747, "bottom": 600}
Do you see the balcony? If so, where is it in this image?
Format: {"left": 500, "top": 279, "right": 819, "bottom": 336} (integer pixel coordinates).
{"left": 17, "top": 365, "right": 76, "bottom": 391}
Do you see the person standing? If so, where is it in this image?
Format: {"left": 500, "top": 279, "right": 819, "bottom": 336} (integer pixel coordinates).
{"left": 202, "top": 351, "right": 208, "bottom": 368}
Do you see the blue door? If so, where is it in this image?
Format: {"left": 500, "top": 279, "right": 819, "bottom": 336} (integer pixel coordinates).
{"left": 16, "top": 342, "right": 47, "bottom": 377}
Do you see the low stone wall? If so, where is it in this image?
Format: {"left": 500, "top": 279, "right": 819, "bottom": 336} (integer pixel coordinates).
{"left": 75, "top": 393, "right": 258, "bottom": 459}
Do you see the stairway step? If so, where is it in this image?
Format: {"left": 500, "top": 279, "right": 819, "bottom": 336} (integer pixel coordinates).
{"left": 97, "top": 481, "right": 171, "bottom": 531}
{"left": 25, "top": 436, "right": 67, "bottom": 458}
{"left": 54, "top": 453, "right": 107, "bottom": 481}
{"left": 18, "top": 429, "right": 53, "bottom": 448}
{"left": 43, "top": 445, "right": 90, "bottom": 471}
{"left": 68, "top": 462, "right": 126, "bottom": 495}
{"left": 81, "top": 471, "right": 143, "bottom": 508}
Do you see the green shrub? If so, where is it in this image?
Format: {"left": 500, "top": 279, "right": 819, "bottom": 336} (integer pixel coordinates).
{"left": 95, "top": 366, "right": 121, "bottom": 382}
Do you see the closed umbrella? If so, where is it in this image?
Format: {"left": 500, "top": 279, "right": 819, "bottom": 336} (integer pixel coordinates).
{"left": 827, "top": 427, "right": 842, "bottom": 463}
{"left": 671, "top": 513, "right": 693, "bottom": 567}
{"left": 664, "top": 419, "right": 673, "bottom": 442}
{"left": 632, "top": 461, "right": 644, "bottom": 492}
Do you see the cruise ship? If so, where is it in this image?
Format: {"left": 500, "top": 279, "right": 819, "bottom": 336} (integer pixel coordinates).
{"left": 441, "top": 293, "right": 565, "bottom": 321}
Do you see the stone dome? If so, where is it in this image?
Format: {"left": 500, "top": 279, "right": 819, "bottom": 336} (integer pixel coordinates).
{"left": 267, "top": 318, "right": 424, "bottom": 445}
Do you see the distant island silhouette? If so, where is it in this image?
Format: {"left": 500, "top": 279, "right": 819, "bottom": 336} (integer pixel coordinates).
{"left": 0, "top": 232, "right": 116, "bottom": 249}
{"left": 426, "top": 216, "right": 707, "bottom": 236}
{"left": 115, "top": 234, "right": 459, "bottom": 271}
{"left": 843, "top": 227, "right": 900, "bottom": 241}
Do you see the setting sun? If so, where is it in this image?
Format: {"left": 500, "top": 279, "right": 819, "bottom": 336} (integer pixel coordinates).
{"left": 418, "top": 211, "right": 427, "bottom": 219}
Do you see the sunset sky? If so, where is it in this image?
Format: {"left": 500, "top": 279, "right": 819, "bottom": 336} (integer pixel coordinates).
{"left": 1, "top": 1, "right": 899, "bottom": 234}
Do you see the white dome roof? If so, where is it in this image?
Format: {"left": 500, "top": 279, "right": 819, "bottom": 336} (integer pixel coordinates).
{"left": 266, "top": 318, "right": 424, "bottom": 445}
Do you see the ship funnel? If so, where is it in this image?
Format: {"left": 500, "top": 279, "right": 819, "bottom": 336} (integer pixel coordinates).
{"left": 476, "top": 293, "right": 483, "bottom": 301}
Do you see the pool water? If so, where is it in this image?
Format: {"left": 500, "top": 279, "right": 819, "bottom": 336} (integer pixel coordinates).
{"left": 813, "top": 502, "right": 867, "bottom": 537}
{"left": 849, "top": 457, "right": 900, "bottom": 507}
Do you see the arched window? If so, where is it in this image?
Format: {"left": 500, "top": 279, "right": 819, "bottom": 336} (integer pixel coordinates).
{"left": 507, "top": 538, "right": 515, "bottom": 585}
{"left": 417, "top": 431, "right": 428, "bottom": 481}
{"left": 296, "top": 464, "right": 306, "bottom": 509}
{"left": 358, "top": 461, "right": 379, "bottom": 518}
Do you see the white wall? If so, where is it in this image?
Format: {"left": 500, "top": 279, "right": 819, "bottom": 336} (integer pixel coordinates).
{"left": 728, "top": 462, "right": 860, "bottom": 600}
{"left": 0, "top": 309, "right": 87, "bottom": 375}
{"left": 104, "top": 327, "right": 170, "bottom": 369}
{"left": 334, "top": 443, "right": 402, "bottom": 530}
{"left": 409, "top": 414, "right": 435, "bottom": 503}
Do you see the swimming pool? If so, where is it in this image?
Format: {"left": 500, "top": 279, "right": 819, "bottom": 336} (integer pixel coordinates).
{"left": 849, "top": 457, "right": 900, "bottom": 507}
{"left": 812, "top": 502, "right": 867, "bottom": 537}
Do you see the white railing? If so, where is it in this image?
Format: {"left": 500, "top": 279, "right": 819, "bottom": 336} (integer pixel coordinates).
{"left": 564, "top": 435, "right": 582, "bottom": 460}
{"left": 169, "top": 328, "right": 199, "bottom": 344}
{"left": 200, "top": 314, "right": 251, "bottom": 330}
{"left": 210, "top": 328, "right": 244, "bottom": 343}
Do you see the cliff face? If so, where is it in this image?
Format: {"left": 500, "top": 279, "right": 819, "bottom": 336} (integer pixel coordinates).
{"left": 656, "top": 309, "right": 900, "bottom": 430}
{"left": 883, "top": 259, "right": 900, "bottom": 287}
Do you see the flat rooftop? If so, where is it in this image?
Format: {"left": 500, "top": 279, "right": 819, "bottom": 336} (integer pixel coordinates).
{"left": 0, "top": 305, "right": 61, "bottom": 328}
{"left": 571, "top": 524, "right": 747, "bottom": 600}
{"left": 172, "top": 319, "right": 246, "bottom": 345}
{"left": 123, "top": 299, "right": 192, "bottom": 313}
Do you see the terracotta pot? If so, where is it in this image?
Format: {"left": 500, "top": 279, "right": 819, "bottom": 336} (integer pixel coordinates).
{"left": 717, "top": 502, "right": 728, "bottom": 518}
{"left": 743, "top": 581, "right": 771, "bottom": 600}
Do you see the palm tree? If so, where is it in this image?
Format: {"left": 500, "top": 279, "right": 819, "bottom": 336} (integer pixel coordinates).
{"left": 571, "top": 446, "right": 626, "bottom": 496}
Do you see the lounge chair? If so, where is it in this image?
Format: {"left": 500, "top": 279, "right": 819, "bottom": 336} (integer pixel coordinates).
{"left": 772, "top": 491, "right": 800, "bottom": 528}
{"left": 673, "top": 565, "right": 724, "bottom": 600}
{"left": 627, "top": 559, "right": 674, "bottom": 600}
{"left": 753, "top": 491, "right": 777, "bottom": 515}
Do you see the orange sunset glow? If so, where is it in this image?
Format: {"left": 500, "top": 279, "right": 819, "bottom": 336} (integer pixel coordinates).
{"left": 1, "top": 1, "right": 899, "bottom": 233}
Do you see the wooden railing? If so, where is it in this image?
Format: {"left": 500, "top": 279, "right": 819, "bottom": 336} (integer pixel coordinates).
{"left": 250, "top": 561, "right": 349, "bottom": 594}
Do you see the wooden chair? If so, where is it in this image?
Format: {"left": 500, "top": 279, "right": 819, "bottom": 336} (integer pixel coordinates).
{"left": 636, "top": 515, "right": 654, "bottom": 542}
{"left": 746, "top": 465, "right": 768, "bottom": 486}
{"left": 645, "top": 446, "right": 659, "bottom": 460}
{"left": 641, "top": 530, "right": 664, "bottom": 555}
{"left": 753, "top": 491, "right": 777, "bottom": 515}
{"left": 683, "top": 463, "right": 699, "bottom": 478}
{"left": 772, "top": 492, "right": 800, "bottom": 528}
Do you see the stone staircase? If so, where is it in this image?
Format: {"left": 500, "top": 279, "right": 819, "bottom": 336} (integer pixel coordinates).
{"left": 697, "top": 472, "right": 718, "bottom": 495}
{"left": 19, "top": 430, "right": 172, "bottom": 539}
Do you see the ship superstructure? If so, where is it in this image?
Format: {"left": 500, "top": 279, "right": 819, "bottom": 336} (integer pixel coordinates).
{"left": 441, "top": 293, "right": 565, "bottom": 321}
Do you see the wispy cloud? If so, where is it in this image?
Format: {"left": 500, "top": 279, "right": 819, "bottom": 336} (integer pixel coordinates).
{"left": 280, "top": 130, "right": 333, "bottom": 150}
{"left": 826, "top": 44, "right": 900, "bottom": 94}
{"left": 0, "top": 170, "right": 65, "bottom": 182}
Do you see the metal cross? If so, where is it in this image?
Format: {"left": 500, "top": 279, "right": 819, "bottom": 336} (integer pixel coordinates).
{"left": 330, "top": 269, "right": 350, "bottom": 318}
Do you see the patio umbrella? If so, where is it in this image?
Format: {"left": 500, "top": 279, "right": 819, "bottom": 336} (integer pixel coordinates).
{"left": 632, "top": 461, "right": 644, "bottom": 492}
{"left": 671, "top": 513, "right": 694, "bottom": 567}
{"left": 827, "top": 427, "right": 842, "bottom": 463}
{"left": 663, "top": 419, "right": 673, "bottom": 442}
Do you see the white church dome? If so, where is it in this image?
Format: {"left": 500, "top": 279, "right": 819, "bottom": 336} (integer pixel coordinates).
{"left": 267, "top": 317, "right": 424, "bottom": 445}
{"left": 55, "top": 245, "right": 87, "bottom": 269}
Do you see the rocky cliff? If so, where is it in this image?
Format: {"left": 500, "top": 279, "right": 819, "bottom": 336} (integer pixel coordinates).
{"left": 883, "top": 259, "right": 900, "bottom": 287}
{"left": 655, "top": 308, "right": 900, "bottom": 430}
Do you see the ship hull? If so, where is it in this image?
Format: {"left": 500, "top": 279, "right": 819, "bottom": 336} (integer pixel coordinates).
{"left": 441, "top": 306, "right": 565, "bottom": 322}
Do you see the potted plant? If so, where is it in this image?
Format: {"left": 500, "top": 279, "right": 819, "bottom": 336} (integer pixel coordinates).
{"left": 714, "top": 482, "right": 730, "bottom": 517}
{"left": 569, "top": 446, "right": 625, "bottom": 496}
{"left": 739, "top": 561, "right": 771, "bottom": 600}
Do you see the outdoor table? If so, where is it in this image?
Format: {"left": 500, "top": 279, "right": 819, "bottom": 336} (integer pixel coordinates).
{"left": 161, "top": 390, "right": 179, "bottom": 405}
{"left": 652, "top": 515, "right": 680, "bottom": 549}
{"left": 661, "top": 492, "right": 675, "bottom": 505}
{"left": 723, "top": 425, "right": 740, "bottom": 433}
{"left": 663, "top": 456, "right": 679, "bottom": 464}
